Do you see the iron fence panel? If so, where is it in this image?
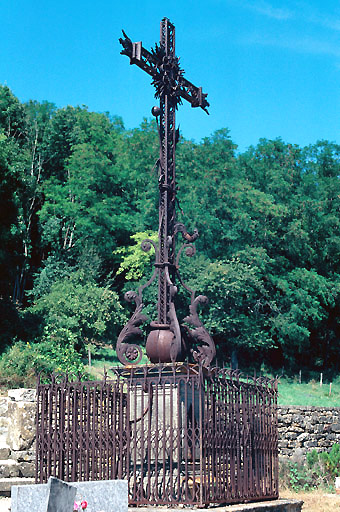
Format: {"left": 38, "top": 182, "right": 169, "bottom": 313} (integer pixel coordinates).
{"left": 36, "top": 364, "right": 278, "bottom": 506}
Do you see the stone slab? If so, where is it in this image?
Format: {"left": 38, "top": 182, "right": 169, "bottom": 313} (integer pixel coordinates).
{"left": 0, "top": 450, "right": 10, "bottom": 460}
{"left": 132, "top": 500, "right": 303, "bottom": 511}
{"left": 11, "top": 479, "right": 128, "bottom": 512}
{"left": 0, "top": 460, "right": 19, "bottom": 478}
{"left": 6, "top": 400, "right": 36, "bottom": 451}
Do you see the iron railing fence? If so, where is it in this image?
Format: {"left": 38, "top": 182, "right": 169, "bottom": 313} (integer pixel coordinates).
{"left": 36, "top": 364, "right": 278, "bottom": 506}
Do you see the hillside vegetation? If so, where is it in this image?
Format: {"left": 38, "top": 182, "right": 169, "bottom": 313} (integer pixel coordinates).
{"left": 1, "top": 84, "right": 340, "bottom": 386}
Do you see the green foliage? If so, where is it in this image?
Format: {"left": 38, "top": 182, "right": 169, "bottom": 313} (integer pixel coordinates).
{"left": 177, "top": 253, "right": 276, "bottom": 357}
{"left": 280, "top": 445, "right": 340, "bottom": 492}
{"left": 319, "top": 444, "right": 340, "bottom": 478}
{"left": 114, "top": 231, "right": 158, "bottom": 281}
{"left": 29, "top": 266, "right": 125, "bottom": 348}
{"left": 282, "top": 462, "right": 316, "bottom": 492}
{"left": 0, "top": 339, "right": 86, "bottom": 388}
{"left": 0, "top": 85, "right": 27, "bottom": 141}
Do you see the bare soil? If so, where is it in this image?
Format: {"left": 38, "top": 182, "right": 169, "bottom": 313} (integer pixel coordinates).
{"left": 280, "top": 488, "right": 340, "bottom": 512}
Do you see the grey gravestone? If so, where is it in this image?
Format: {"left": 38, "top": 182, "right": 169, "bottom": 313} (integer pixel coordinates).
{"left": 45, "top": 477, "right": 76, "bottom": 512}
{"left": 11, "top": 479, "right": 128, "bottom": 512}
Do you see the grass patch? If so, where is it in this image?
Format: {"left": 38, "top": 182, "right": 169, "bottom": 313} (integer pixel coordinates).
{"left": 278, "top": 377, "right": 340, "bottom": 406}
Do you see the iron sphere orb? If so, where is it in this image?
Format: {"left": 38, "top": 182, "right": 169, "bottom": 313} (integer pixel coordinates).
{"left": 146, "top": 327, "right": 175, "bottom": 363}
{"left": 151, "top": 106, "right": 161, "bottom": 117}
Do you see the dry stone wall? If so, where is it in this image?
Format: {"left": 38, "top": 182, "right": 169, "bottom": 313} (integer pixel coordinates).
{"left": 278, "top": 405, "right": 340, "bottom": 460}
{"left": 0, "top": 389, "right": 36, "bottom": 485}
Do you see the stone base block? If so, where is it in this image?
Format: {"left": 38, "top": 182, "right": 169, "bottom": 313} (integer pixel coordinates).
{"left": 0, "top": 460, "right": 19, "bottom": 478}
{"left": 11, "top": 479, "right": 128, "bottom": 512}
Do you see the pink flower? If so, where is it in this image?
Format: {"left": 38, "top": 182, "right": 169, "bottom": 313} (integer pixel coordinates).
{"left": 81, "top": 500, "right": 88, "bottom": 510}
{"left": 74, "top": 502, "right": 79, "bottom": 511}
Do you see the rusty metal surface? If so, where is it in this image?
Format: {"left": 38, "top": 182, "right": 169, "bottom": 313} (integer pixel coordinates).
{"left": 36, "top": 365, "right": 279, "bottom": 506}
{"left": 117, "top": 18, "right": 215, "bottom": 367}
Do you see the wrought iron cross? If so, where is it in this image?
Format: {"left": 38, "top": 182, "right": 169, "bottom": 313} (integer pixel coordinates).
{"left": 117, "top": 18, "right": 216, "bottom": 367}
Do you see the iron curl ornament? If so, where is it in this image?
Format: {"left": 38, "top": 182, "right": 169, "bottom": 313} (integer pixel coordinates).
{"left": 117, "top": 18, "right": 215, "bottom": 367}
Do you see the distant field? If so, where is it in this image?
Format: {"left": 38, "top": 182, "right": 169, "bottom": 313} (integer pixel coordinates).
{"left": 278, "top": 377, "right": 340, "bottom": 407}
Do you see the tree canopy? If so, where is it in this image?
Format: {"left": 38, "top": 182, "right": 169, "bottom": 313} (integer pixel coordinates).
{"left": 1, "top": 84, "right": 340, "bottom": 378}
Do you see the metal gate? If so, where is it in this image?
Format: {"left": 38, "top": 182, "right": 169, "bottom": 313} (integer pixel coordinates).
{"left": 36, "top": 364, "right": 278, "bottom": 506}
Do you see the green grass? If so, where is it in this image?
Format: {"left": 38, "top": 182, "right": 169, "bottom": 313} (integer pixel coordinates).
{"left": 278, "top": 377, "right": 340, "bottom": 406}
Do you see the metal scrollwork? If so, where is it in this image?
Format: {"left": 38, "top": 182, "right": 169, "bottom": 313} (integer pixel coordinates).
{"left": 183, "top": 295, "right": 216, "bottom": 368}
{"left": 116, "top": 291, "right": 147, "bottom": 366}
{"left": 175, "top": 242, "right": 196, "bottom": 268}
{"left": 166, "top": 278, "right": 182, "bottom": 362}
{"left": 173, "top": 222, "right": 199, "bottom": 243}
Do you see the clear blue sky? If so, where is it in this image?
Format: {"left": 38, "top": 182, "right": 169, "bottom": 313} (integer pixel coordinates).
{"left": 2, "top": 0, "right": 340, "bottom": 151}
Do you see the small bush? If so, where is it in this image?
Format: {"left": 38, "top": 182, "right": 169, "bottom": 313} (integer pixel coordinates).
{"left": 280, "top": 445, "right": 340, "bottom": 492}
{"left": 0, "top": 339, "right": 87, "bottom": 388}
{"left": 319, "top": 444, "right": 340, "bottom": 479}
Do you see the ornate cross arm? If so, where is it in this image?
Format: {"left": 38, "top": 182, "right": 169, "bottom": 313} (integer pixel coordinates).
{"left": 119, "top": 31, "right": 159, "bottom": 78}
{"left": 177, "top": 76, "right": 209, "bottom": 114}
{"left": 119, "top": 30, "right": 209, "bottom": 114}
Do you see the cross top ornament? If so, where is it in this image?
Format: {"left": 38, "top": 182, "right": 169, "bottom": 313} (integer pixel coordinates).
{"left": 119, "top": 18, "right": 209, "bottom": 112}
{"left": 117, "top": 18, "right": 216, "bottom": 367}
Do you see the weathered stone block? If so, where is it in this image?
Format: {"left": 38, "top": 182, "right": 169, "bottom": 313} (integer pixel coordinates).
{"left": 11, "top": 450, "right": 35, "bottom": 462}
{"left": 0, "top": 447, "right": 10, "bottom": 459}
{"left": 6, "top": 401, "right": 36, "bottom": 451}
{"left": 18, "top": 461, "right": 35, "bottom": 478}
{"left": 0, "top": 398, "right": 8, "bottom": 416}
{"left": 296, "top": 433, "right": 308, "bottom": 443}
{"left": 0, "top": 476, "right": 35, "bottom": 493}
{"left": 304, "top": 440, "right": 318, "bottom": 448}
{"left": 8, "top": 389, "right": 36, "bottom": 402}
{"left": 286, "top": 432, "right": 298, "bottom": 440}
{"left": 0, "top": 459, "right": 20, "bottom": 478}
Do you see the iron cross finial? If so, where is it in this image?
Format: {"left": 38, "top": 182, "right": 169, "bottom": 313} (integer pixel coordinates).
{"left": 119, "top": 18, "right": 209, "bottom": 113}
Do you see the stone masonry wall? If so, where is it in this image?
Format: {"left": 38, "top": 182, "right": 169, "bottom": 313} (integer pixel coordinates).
{"left": 0, "top": 389, "right": 36, "bottom": 482}
{"left": 278, "top": 405, "right": 340, "bottom": 460}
